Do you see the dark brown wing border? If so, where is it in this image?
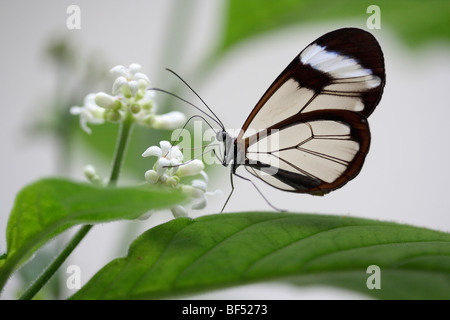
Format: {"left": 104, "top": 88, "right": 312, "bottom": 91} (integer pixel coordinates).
{"left": 237, "top": 28, "right": 385, "bottom": 142}
{"left": 243, "top": 109, "right": 371, "bottom": 195}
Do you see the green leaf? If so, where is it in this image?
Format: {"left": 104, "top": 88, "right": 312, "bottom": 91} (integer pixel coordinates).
{"left": 71, "top": 212, "right": 450, "bottom": 300}
{"left": 220, "top": 0, "right": 450, "bottom": 54}
{"left": 0, "top": 178, "right": 185, "bottom": 290}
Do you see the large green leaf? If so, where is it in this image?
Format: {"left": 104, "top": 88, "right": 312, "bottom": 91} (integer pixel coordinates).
{"left": 71, "top": 212, "right": 450, "bottom": 300}
{"left": 0, "top": 178, "right": 185, "bottom": 291}
{"left": 221, "top": 0, "right": 450, "bottom": 54}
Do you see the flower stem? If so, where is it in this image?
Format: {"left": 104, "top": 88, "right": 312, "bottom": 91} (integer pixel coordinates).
{"left": 19, "top": 115, "right": 134, "bottom": 300}
{"left": 108, "top": 113, "right": 133, "bottom": 186}
{"left": 18, "top": 225, "right": 93, "bottom": 300}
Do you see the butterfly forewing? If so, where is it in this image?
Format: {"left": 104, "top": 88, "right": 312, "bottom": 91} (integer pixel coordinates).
{"left": 235, "top": 28, "right": 385, "bottom": 195}
{"left": 238, "top": 28, "right": 385, "bottom": 141}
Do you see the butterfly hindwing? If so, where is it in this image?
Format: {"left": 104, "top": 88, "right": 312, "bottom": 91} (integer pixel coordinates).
{"left": 243, "top": 110, "right": 370, "bottom": 195}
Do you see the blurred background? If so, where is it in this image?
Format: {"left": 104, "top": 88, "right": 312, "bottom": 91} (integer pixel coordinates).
{"left": 1, "top": 0, "right": 449, "bottom": 299}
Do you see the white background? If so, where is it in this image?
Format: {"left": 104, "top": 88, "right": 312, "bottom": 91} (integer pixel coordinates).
{"left": 0, "top": 0, "right": 449, "bottom": 299}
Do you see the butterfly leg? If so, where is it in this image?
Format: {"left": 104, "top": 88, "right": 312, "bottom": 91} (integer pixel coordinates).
{"left": 220, "top": 169, "right": 235, "bottom": 213}
{"left": 232, "top": 172, "right": 287, "bottom": 212}
{"left": 212, "top": 148, "right": 224, "bottom": 165}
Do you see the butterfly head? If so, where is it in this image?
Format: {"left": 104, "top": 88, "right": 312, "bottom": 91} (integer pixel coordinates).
{"left": 215, "top": 129, "right": 237, "bottom": 167}
{"left": 216, "top": 130, "right": 227, "bottom": 142}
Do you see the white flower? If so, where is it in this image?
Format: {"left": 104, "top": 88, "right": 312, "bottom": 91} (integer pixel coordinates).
{"left": 71, "top": 62, "right": 186, "bottom": 133}
{"left": 181, "top": 178, "right": 222, "bottom": 210}
{"left": 142, "top": 141, "right": 183, "bottom": 185}
{"left": 142, "top": 141, "right": 219, "bottom": 218}
{"left": 94, "top": 92, "right": 120, "bottom": 109}
{"left": 111, "top": 63, "right": 150, "bottom": 97}
{"left": 176, "top": 159, "right": 204, "bottom": 177}
{"left": 70, "top": 93, "right": 105, "bottom": 134}
{"left": 152, "top": 111, "right": 187, "bottom": 130}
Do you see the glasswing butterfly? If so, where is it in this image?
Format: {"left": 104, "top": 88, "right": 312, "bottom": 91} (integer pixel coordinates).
{"left": 161, "top": 28, "right": 385, "bottom": 212}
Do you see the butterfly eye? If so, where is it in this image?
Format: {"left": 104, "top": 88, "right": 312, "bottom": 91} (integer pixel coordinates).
{"left": 216, "top": 131, "right": 227, "bottom": 142}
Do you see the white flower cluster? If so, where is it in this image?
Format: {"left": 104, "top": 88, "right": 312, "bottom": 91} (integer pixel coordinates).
{"left": 70, "top": 63, "right": 186, "bottom": 134}
{"left": 142, "top": 141, "right": 221, "bottom": 217}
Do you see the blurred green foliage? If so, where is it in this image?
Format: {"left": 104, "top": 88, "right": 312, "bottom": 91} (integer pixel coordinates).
{"left": 222, "top": 0, "right": 450, "bottom": 53}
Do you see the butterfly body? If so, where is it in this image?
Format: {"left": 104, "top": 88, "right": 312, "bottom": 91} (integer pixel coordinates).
{"left": 217, "top": 28, "right": 385, "bottom": 207}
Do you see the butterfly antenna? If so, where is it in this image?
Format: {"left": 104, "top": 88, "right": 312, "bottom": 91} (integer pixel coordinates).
{"left": 165, "top": 68, "right": 225, "bottom": 130}
{"left": 147, "top": 88, "right": 223, "bottom": 129}
{"left": 171, "top": 114, "right": 219, "bottom": 147}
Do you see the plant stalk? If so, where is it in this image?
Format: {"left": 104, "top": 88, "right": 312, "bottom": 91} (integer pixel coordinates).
{"left": 19, "top": 115, "right": 134, "bottom": 300}
{"left": 18, "top": 224, "right": 92, "bottom": 300}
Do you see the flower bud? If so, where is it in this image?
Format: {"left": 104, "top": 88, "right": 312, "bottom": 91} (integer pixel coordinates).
{"left": 95, "top": 92, "right": 116, "bottom": 109}
{"left": 129, "top": 102, "right": 141, "bottom": 114}
{"left": 140, "top": 99, "right": 153, "bottom": 111}
{"left": 144, "top": 170, "right": 159, "bottom": 184}
{"left": 171, "top": 205, "right": 188, "bottom": 218}
{"left": 152, "top": 111, "right": 186, "bottom": 130}
{"left": 137, "top": 78, "right": 150, "bottom": 90}
{"left": 165, "top": 176, "right": 180, "bottom": 187}
{"left": 106, "top": 109, "right": 122, "bottom": 122}
{"left": 176, "top": 160, "right": 205, "bottom": 178}
{"left": 84, "top": 165, "right": 104, "bottom": 186}
{"left": 137, "top": 114, "right": 154, "bottom": 127}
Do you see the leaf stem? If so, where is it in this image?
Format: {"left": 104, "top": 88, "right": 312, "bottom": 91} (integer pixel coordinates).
{"left": 19, "top": 115, "right": 134, "bottom": 300}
